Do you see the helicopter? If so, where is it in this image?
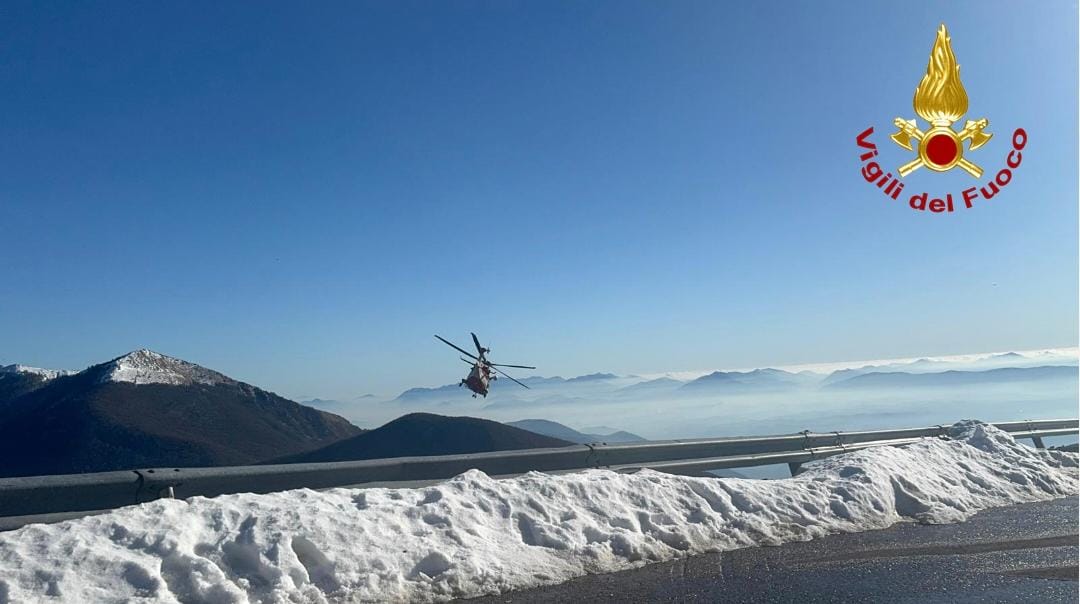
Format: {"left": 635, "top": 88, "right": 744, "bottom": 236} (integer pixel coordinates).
{"left": 434, "top": 333, "right": 535, "bottom": 397}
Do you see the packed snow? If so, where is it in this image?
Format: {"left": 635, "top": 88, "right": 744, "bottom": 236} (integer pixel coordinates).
{"left": 0, "top": 364, "right": 74, "bottom": 380}
{"left": 0, "top": 421, "right": 1075, "bottom": 603}
{"left": 100, "top": 349, "right": 231, "bottom": 387}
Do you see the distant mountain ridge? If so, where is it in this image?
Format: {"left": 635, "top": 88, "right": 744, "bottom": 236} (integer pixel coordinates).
{"left": 616, "top": 377, "right": 682, "bottom": 395}
{"left": 0, "top": 350, "right": 361, "bottom": 477}
{"left": 566, "top": 373, "right": 619, "bottom": 383}
{"left": 506, "top": 419, "right": 645, "bottom": 444}
{"left": 373, "top": 350, "right": 1078, "bottom": 415}
{"left": 1, "top": 364, "right": 75, "bottom": 381}
{"left": 825, "top": 365, "right": 1077, "bottom": 389}
{"left": 680, "top": 368, "right": 814, "bottom": 392}
{"left": 274, "top": 413, "right": 572, "bottom": 464}
{"left": 5, "top": 347, "right": 1073, "bottom": 477}
{"left": 1, "top": 363, "right": 78, "bottom": 405}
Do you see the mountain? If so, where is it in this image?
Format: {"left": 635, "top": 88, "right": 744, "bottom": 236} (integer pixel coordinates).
{"left": 821, "top": 365, "right": 877, "bottom": 385}
{"left": 393, "top": 383, "right": 464, "bottom": 403}
{"left": 0, "top": 350, "right": 361, "bottom": 477}
{"left": 506, "top": 419, "right": 646, "bottom": 444}
{"left": 274, "top": 413, "right": 572, "bottom": 464}
{"left": 0, "top": 364, "right": 74, "bottom": 381}
{"left": 900, "top": 358, "right": 949, "bottom": 371}
{"left": 976, "top": 352, "right": 1076, "bottom": 370}
{"left": 680, "top": 371, "right": 741, "bottom": 388}
{"left": 825, "top": 365, "right": 1077, "bottom": 389}
{"left": 599, "top": 430, "right": 647, "bottom": 443}
{"left": 299, "top": 396, "right": 380, "bottom": 414}
{"left": 301, "top": 398, "right": 346, "bottom": 409}
{"left": 820, "top": 353, "right": 1077, "bottom": 385}
{"left": 821, "top": 359, "right": 959, "bottom": 384}
{"left": 680, "top": 368, "right": 810, "bottom": 392}
{"left": 616, "top": 377, "right": 683, "bottom": 396}
{"left": 0, "top": 364, "right": 74, "bottom": 404}
{"left": 519, "top": 376, "right": 567, "bottom": 387}
{"left": 565, "top": 373, "right": 619, "bottom": 383}
{"left": 580, "top": 425, "right": 619, "bottom": 434}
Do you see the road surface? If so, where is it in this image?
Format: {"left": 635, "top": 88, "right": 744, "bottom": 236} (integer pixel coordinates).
{"left": 462, "top": 496, "right": 1078, "bottom": 603}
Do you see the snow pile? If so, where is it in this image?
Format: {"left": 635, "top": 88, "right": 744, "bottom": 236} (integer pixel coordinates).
{"left": 0, "top": 364, "right": 74, "bottom": 380}
{"left": 99, "top": 349, "right": 232, "bottom": 386}
{"left": 0, "top": 421, "right": 1075, "bottom": 603}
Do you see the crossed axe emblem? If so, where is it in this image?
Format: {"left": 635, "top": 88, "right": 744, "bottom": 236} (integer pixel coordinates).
{"left": 890, "top": 117, "right": 992, "bottom": 178}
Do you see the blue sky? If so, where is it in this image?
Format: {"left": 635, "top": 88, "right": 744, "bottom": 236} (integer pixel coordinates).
{"left": 2, "top": 1, "right": 1076, "bottom": 398}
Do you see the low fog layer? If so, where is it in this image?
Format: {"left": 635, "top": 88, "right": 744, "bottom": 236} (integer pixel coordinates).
{"left": 309, "top": 349, "right": 1079, "bottom": 440}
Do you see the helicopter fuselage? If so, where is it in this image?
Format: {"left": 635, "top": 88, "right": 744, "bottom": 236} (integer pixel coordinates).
{"left": 462, "top": 362, "right": 492, "bottom": 397}
{"left": 436, "top": 333, "right": 532, "bottom": 397}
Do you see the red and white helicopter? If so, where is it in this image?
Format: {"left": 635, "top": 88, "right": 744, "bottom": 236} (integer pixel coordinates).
{"left": 434, "top": 333, "right": 535, "bottom": 397}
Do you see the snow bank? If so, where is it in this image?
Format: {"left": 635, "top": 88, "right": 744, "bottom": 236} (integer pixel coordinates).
{"left": 0, "top": 421, "right": 1075, "bottom": 603}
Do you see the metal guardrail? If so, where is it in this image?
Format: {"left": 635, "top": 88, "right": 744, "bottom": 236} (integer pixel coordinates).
{"left": 0, "top": 418, "right": 1076, "bottom": 531}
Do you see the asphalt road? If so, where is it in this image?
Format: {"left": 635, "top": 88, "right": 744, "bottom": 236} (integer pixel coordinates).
{"left": 462, "top": 496, "right": 1079, "bottom": 603}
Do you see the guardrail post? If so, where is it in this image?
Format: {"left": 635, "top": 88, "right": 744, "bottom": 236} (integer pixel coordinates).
{"left": 134, "top": 469, "right": 182, "bottom": 503}
{"left": 1024, "top": 420, "right": 1047, "bottom": 448}
{"left": 789, "top": 430, "right": 812, "bottom": 476}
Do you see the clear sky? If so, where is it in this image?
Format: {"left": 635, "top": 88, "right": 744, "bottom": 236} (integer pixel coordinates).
{"left": 2, "top": 1, "right": 1077, "bottom": 399}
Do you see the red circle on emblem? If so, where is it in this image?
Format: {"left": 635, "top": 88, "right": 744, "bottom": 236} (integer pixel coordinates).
{"left": 925, "top": 134, "right": 958, "bottom": 166}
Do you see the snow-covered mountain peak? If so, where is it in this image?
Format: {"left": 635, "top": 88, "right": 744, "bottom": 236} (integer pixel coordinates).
{"left": 0, "top": 364, "right": 74, "bottom": 380}
{"left": 100, "top": 349, "right": 233, "bottom": 386}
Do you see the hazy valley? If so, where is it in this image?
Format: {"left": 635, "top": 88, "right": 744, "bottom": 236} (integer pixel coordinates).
{"left": 2, "top": 347, "right": 1076, "bottom": 478}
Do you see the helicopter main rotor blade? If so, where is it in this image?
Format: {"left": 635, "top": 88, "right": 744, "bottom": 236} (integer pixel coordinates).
{"left": 470, "top": 332, "right": 487, "bottom": 356}
{"left": 489, "top": 362, "right": 536, "bottom": 369}
{"left": 488, "top": 365, "right": 530, "bottom": 389}
{"left": 459, "top": 357, "right": 476, "bottom": 366}
{"left": 435, "top": 335, "right": 479, "bottom": 361}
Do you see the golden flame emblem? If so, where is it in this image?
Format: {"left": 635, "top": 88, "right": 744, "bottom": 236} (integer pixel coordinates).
{"left": 891, "top": 24, "right": 992, "bottom": 178}
{"left": 914, "top": 25, "right": 968, "bottom": 125}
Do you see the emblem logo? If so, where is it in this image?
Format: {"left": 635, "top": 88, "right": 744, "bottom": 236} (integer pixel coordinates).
{"left": 854, "top": 23, "right": 1027, "bottom": 213}
{"left": 890, "top": 24, "right": 991, "bottom": 178}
